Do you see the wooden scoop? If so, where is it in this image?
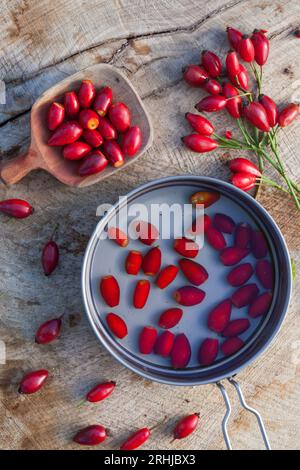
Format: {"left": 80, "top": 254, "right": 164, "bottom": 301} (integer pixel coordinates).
{"left": 0, "top": 64, "right": 153, "bottom": 187}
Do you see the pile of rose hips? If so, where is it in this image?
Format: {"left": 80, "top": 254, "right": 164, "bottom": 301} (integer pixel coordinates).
{"left": 47, "top": 80, "right": 142, "bottom": 176}
{"left": 100, "top": 191, "right": 273, "bottom": 368}
{"left": 182, "top": 27, "right": 300, "bottom": 212}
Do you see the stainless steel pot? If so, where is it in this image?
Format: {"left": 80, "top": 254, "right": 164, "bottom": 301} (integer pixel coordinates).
{"left": 82, "top": 176, "right": 292, "bottom": 450}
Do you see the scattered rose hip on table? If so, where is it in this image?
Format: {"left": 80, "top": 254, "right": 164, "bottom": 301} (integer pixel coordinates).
{"left": 0, "top": 199, "right": 34, "bottom": 219}
{"left": 73, "top": 425, "right": 107, "bottom": 446}
{"left": 35, "top": 317, "right": 62, "bottom": 344}
{"left": 42, "top": 228, "right": 59, "bottom": 276}
{"left": 86, "top": 381, "right": 116, "bottom": 403}
{"left": 183, "top": 65, "right": 209, "bottom": 87}
{"left": 182, "top": 134, "right": 218, "bottom": 153}
{"left": 201, "top": 50, "right": 222, "bottom": 78}
{"left": 18, "top": 370, "right": 49, "bottom": 394}
{"left": 185, "top": 113, "right": 215, "bottom": 135}
{"left": 120, "top": 428, "right": 150, "bottom": 450}
{"left": 173, "top": 413, "right": 200, "bottom": 439}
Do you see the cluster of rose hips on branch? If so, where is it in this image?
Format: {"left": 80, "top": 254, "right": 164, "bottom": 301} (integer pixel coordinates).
{"left": 182, "top": 27, "right": 300, "bottom": 212}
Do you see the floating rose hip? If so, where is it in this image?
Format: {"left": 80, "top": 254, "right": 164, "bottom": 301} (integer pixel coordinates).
{"left": 121, "top": 126, "right": 142, "bottom": 157}
{"left": 182, "top": 134, "right": 218, "bottom": 153}
{"left": 227, "top": 263, "right": 254, "bottom": 286}
{"left": 183, "top": 65, "right": 209, "bottom": 87}
{"left": 63, "top": 141, "right": 91, "bottom": 160}
{"left": 158, "top": 308, "right": 183, "bottom": 329}
{"left": 190, "top": 190, "right": 220, "bottom": 208}
{"left": 213, "top": 213, "right": 236, "bottom": 234}
{"left": 142, "top": 246, "right": 162, "bottom": 276}
{"left": 173, "top": 237, "right": 199, "bottom": 258}
{"left": 235, "top": 223, "right": 252, "bottom": 248}
{"left": 35, "top": 317, "right": 62, "bottom": 344}
{"left": 174, "top": 286, "right": 205, "bottom": 306}
{"left": 93, "top": 86, "right": 112, "bottom": 116}
{"left": 120, "top": 428, "right": 150, "bottom": 450}
{"left": 78, "top": 151, "right": 108, "bottom": 176}
{"left": 231, "top": 283, "right": 259, "bottom": 308}
{"left": 86, "top": 381, "right": 116, "bottom": 403}
{"left": 249, "top": 291, "right": 272, "bottom": 318}
{"left": 185, "top": 113, "right": 215, "bottom": 135}
{"left": 107, "top": 227, "right": 129, "bottom": 247}
{"left": 198, "top": 338, "right": 219, "bottom": 366}
{"left": 125, "top": 250, "right": 143, "bottom": 275}
{"left": 173, "top": 413, "right": 200, "bottom": 439}
{"left": 106, "top": 313, "right": 128, "bottom": 339}
{"left": 97, "top": 116, "right": 117, "bottom": 140}
{"left": 171, "top": 333, "right": 191, "bottom": 368}
{"left": 0, "top": 199, "right": 33, "bottom": 219}
{"left": 18, "top": 370, "right": 49, "bottom": 394}
{"left": 48, "top": 121, "right": 83, "bottom": 146}
{"left": 155, "top": 331, "right": 175, "bottom": 357}
{"left": 222, "top": 318, "right": 250, "bottom": 337}
{"left": 206, "top": 226, "right": 227, "bottom": 251}
{"left": 139, "top": 326, "right": 157, "bottom": 354}
{"left": 79, "top": 109, "right": 100, "bottom": 130}
{"left": 155, "top": 265, "right": 179, "bottom": 289}
{"left": 178, "top": 258, "right": 208, "bottom": 286}
{"left": 64, "top": 91, "right": 79, "bottom": 117}
{"left": 255, "top": 259, "right": 274, "bottom": 289}
{"left": 207, "top": 299, "right": 232, "bottom": 333}
{"left": 201, "top": 50, "right": 222, "bottom": 77}
{"left": 109, "top": 102, "right": 131, "bottom": 133}
{"left": 73, "top": 425, "right": 107, "bottom": 446}
{"left": 134, "top": 280, "right": 150, "bottom": 308}
{"left": 78, "top": 80, "right": 96, "bottom": 108}
{"left": 47, "top": 102, "right": 65, "bottom": 130}
{"left": 100, "top": 275, "right": 120, "bottom": 307}
{"left": 82, "top": 129, "right": 103, "bottom": 148}
{"left": 221, "top": 337, "right": 244, "bottom": 357}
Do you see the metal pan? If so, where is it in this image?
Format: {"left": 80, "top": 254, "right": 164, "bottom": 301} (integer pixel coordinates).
{"left": 82, "top": 176, "right": 292, "bottom": 450}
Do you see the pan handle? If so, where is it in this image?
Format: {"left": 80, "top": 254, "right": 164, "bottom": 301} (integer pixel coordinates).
{"left": 216, "top": 378, "right": 271, "bottom": 450}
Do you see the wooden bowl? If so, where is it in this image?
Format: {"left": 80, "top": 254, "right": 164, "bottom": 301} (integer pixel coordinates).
{"left": 0, "top": 64, "right": 153, "bottom": 187}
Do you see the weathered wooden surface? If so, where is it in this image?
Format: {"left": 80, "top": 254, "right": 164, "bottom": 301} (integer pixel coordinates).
{"left": 0, "top": 0, "right": 300, "bottom": 450}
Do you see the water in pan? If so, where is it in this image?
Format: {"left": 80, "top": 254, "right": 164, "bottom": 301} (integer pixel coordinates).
{"left": 89, "top": 183, "right": 274, "bottom": 369}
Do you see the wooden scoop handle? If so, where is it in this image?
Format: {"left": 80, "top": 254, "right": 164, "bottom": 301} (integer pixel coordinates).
{"left": 0, "top": 147, "right": 42, "bottom": 185}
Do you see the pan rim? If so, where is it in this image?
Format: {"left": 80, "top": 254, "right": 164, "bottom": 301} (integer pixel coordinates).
{"left": 81, "top": 175, "right": 292, "bottom": 386}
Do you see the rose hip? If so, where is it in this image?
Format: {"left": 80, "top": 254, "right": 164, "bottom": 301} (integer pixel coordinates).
{"left": 221, "top": 337, "right": 244, "bottom": 357}
{"left": 0, "top": 199, "right": 33, "bottom": 219}
{"left": 201, "top": 50, "right": 222, "bottom": 77}
{"left": 251, "top": 230, "right": 268, "bottom": 258}
{"left": 121, "top": 126, "right": 142, "bottom": 157}
{"left": 256, "top": 259, "right": 274, "bottom": 289}
{"left": 125, "top": 250, "right": 142, "bottom": 275}
{"left": 78, "top": 80, "right": 96, "bottom": 108}
{"left": 120, "top": 428, "right": 150, "bottom": 450}
{"left": 155, "top": 331, "right": 175, "bottom": 357}
{"left": 227, "top": 263, "right": 254, "bottom": 286}
{"left": 178, "top": 258, "right": 208, "bottom": 286}
{"left": 231, "top": 172, "right": 257, "bottom": 191}
{"left": 63, "top": 141, "right": 92, "bottom": 160}
{"left": 190, "top": 190, "right": 220, "bottom": 208}
{"left": 202, "top": 78, "right": 222, "bottom": 95}
{"left": 18, "top": 370, "right": 49, "bottom": 394}
{"left": 100, "top": 275, "right": 120, "bottom": 307}
{"left": 93, "top": 86, "right": 113, "bottom": 116}
{"left": 238, "top": 35, "right": 255, "bottom": 62}
{"left": 35, "top": 317, "right": 62, "bottom": 344}
{"left": 134, "top": 221, "right": 159, "bottom": 245}
{"left": 198, "top": 338, "right": 219, "bottom": 366}
{"left": 214, "top": 213, "right": 236, "bottom": 234}
{"left": 229, "top": 157, "right": 261, "bottom": 177}
{"left": 134, "top": 280, "right": 150, "bottom": 308}
{"left": 235, "top": 223, "right": 252, "bottom": 248}
{"left": 220, "top": 247, "right": 249, "bottom": 266}
{"left": 107, "top": 227, "right": 129, "bottom": 247}
{"left": 106, "top": 313, "right": 128, "bottom": 339}
{"left": 251, "top": 30, "right": 269, "bottom": 66}
{"left": 139, "top": 326, "right": 157, "bottom": 354}
{"left": 171, "top": 334, "right": 191, "bottom": 368}
{"left": 227, "top": 27, "right": 243, "bottom": 51}
{"left": 258, "top": 95, "right": 278, "bottom": 127}
{"left": 82, "top": 129, "right": 103, "bottom": 148}
{"left": 174, "top": 286, "right": 205, "bottom": 306}
{"left": 173, "top": 413, "right": 200, "bottom": 439}
{"left": 42, "top": 240, "right": 59, "bottom": 276}
{"left": 78, "top": 151, "right": 108, "bottom": 176}
{"left": 183, "top": 65, "right": 209, "bottom": 86}
{"left": 182, "top": 134, "right": 218, "bottom": 153}
{"left": 79, "top": 109, "right": 100, "bottom": 130}
{"left": 249, "top": 291, "right": 272, "bottom": 318}
{"left": 64, "top": 91, "right": 79, "bottom": 117}
{"left": 278, "top": 103, "right": 299, "bottom": 127}
{"left": 102, "top": 141, "right": 124, "bottom": 167}
{"left": 231, "top": 283, "right": 259, "bottom": 308}
{"left": 48, "top": 121, "right": 83, "bottom": 146}
{"left": 206, "top": 226, "right": 226, "bottom": 251}
{"left": 226, "top": 50, "right": 241, "bottom": 77}
{"left": 222, "top": 318, "right": 250, "bottom": 337}
{"left": 158, "top": 308, "right": 183, "bottom": 329}
{"left": 142, "top": 246, "right": 162, "bottom": 276}
{"left": 230, "top": 63, "right": 249, "bottom": 90}
{"left": 98, "top": 116, "right": 117, "bottom": 140}
{"left": 73, "top": 425, "right": 107, "bottom": 446}
{"left": 185, "top": 113, "right": 214, "bottom": 135}
{"left": 173, "top": 237, "right": 199, "bottom": 258}
{"left": 109, "top": 102, "right": 131, "bottom": 133}
{"left": 195, "top": 95, "right": 227, "bottom": 112}
{"left": 243, "top": 102, "right": 270, "bottom": 132}
{"left": 223, "top": 83, "right": 242, "bottom": 119}
{"left": 47, "top": 102, "right": 65, "bottom": 130}
{"left": 207, "top": 299, "right": 232, "bottom": 333}
{"left": 86, "top": 381, "right": 116, "bottom": 403}
{"left": 187, "top": 214, "right": 212, "bottom": 236}
{"left": 155, "top": 265, "right": 179, "bottom": 289}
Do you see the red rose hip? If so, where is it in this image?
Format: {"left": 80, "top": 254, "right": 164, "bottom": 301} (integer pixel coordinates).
{"left": 78, "top": 80, "right": 96, "bottom": 108}
{"left": 134, "top": 221, "right": 159, "bottom": 246}
{"left": 206, "top": 226, "right": 226, "bottom": 251}
{"left": 198, "top": 338, "right": 219, "bottom": 366}
{"left": 47, "top": 102, "right": 65, "bottom": 130}
{"left": 158, "top": 308, "right": 183, "bottom": 329}
{"left": 48, "top": 121, "right": 83, "bottom": 146}
{"left": 73, "top": 425, "right": 107, "bottom": 446}
{"left": 235, "top": 222, "right": 252, "bottom": 248}
{"left": 106, "top": 313, "right": 128, "bottom": 339}
{"left": 201, "top": 50, "right": 222, "bottom": 77}
{"left": 173, "top": 237, "right": 199, "bottom": 258}
{"left": 221, "top": 337, "right": 244, "bottom": 356}
{"left": 86, "top": 381, "right": 116, "bottom": 403}
{"left": 42, "top": 240, "right": 59, "bottom": 276}
{"left": 102, "top": 140, "right": 124, "bottom": 168}
{"left": 109, "top": 102, "right": 131, "bottom": 133}
{"left": 100, "top": 275, "right": 120, "bottom": 307}
{"left": 155, "top": 331, "right": 175, "bottom": 357}
{"left": 178, "top": 258, "right": 208, "bottom": 286}
{"left": 222, "top": 319, "right": 250, "bottom": 337}
{"left": 255, "top": 259, "right": 274, "bottom": 289}
{"left": 121, "top": 126, "right": 142, "bottom": 157}
{"left": 231, "top": 283, "right": 259, "bottom": 308}
{"left": 173, "top": 413, "right": 200, "bottom": 439}
{"left": 107, "top": 227, "right": 129, "bottom": 247}
{"left": 182, "top": 134, "right": 218, "bottom": 153}
{"left": 214, "top": 213, "right": 236, "bottom": 234}
{"left": 220, "top": 247, "right": 249, "bottom": 266}
{"left": 174, "top": 286, "right": 205, "bottom": 306}
{"left": 120, "top": 428, "right": 150, "bottom": 450}
{"left": 155, "top": 265, "right": 179, "bottom": 289}
{"left": 78, "top": 151, "right": 108, "bottom": 176}
{"left": 185, "top": 113, "right": 214, "bottom": 135}
{"left": 142, "top": 246, "right": 162, "bottom": 276}
{"left": 64, "top": 91, "right": 79, "bottom": 117}
{"left": 79, "top": 109, "right": 100, "bottom": 130}
{"left": 133, "top": 280, "right": 150, "bottom": 308}
{"left": 171, "top": 334, "right": 191, "bottom": 368}
{"left": 251, "top": 230, "right": 268, "bottom": 259}
{"left": 249, "top": 292, "right": 272, "bottom": 318}
{"left": 35, "top": 317, "right": 62, "bottom": 344}
{"left": 0, "top": 199, "right": 33, "bottom": 219}
{"left": 18, "top": 369, "right": 49, "bottom": 394}
{"left": 183, "top": 65, "right": 209, "bottom": 87}
{"left": 139, "top": 326, "right": 157, "bottom": 354}
{"left": 190, "top": 190, "right": 220, "bottom": 208}
{"left": 82, "top": 129, "right": 103, "bottom": 148}
{"left": 227, "top": 263, "right": 254, "bottom": 286}
{"left": 93, "top": 86, "right": 113, "bottom": 116}
{"left": 63, "top": 141, "right": 92, "bottom": 160}
{"left": 98, "top": 116, "right": 117, "bottom": 140}
{"left": 207, "top": 299, "right": 232, "bottom": 333}
{"left": 125, "top": 250, "right": 142, "bottom": 275}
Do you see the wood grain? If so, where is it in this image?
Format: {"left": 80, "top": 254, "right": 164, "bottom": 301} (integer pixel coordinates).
{"left": 0, "top": 0, "right": 299, "bottom": 450}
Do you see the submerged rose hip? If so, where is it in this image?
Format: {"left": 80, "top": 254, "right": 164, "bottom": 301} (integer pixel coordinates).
{"left": 255, "top": 259, "right": 274, "bottom": 289}
{"left": 120, "top": 428, "right": 150, "bottom": 450}
{"left": 235, "top": 223, "right": 252, "bottom": 248}
{"left": 0, "top": 199, "right": 33, "bottom": 219}
{"left": 220, "top": 247, "right": 249, "bottom": 266}
{"left": 78, "top": 80, "right": 96, "bottom": 108}
{"left": 142, "top": 246, "right": 162, "bottom": 276}
{"left": 171, "top": 334, "right": 191, "bottom": 368}
{"left": 100, "top": 275, "right": 120, "bottom": 307}
{"left": 18, "top": 370, "right": 49, "bottom": 394}
{"left": 207, "top": 299, "right": 232, "bottom": 333}
{"left": 249, "top": 292, "right": 272, "bottom": 318}
{"left": 222, "top": 319, "right": 250, "bottom": 337}
{"left": 106, "top": 313, "right": 128, "bottom": 339}
{"left": 251, "top": 230, "right": 268, "bottom": 258}
{"left": 173, "top": 237, "right": 199, "bottom": 258}
{"left": 158, "top": 308, "right": 183, "bottom": 329}
{"left": 213, "top": 213, "right": 236, "bottom": 234}
{"left": 227, "top": 263, "right": 254, "bottom": 286}
{"left": 185, "top": 113, "right": 214, "bottom": 135}
{"left": 174, "top": 286, "right": 205, "bottom": 306}
{"left": 183, "top": 65, "right": 209, "bottom": 87}
{"left": 109, "top": 102, "right": 131, "bottom": 133}
{"left": 187, "top": 214, "right": 212, "bottom": 236}
{"left": 139, "top": 326, "right": 157, "bottom": 354}
{"left": 73, "top": 425, "right": 107, "bottom": 446}
{"left": 155, "top": 265, "right": 179, "bottom": 289}
{"left": 221, "top": 337, "right": 244, "bottom": 357}
{"left": 35, "top": 317, "right": 62, "bottom": 344}
{"left": 155, "top": 331, "right": 175, "bottom": 357}
{"left": 178, "top": 258, "right": 208, "bottom": 286}
{"left": 134, "top": 280, "right": 150, "bottom": 308}
{"left": 173, "top": 413, "right": 200, "bottom": 439}
{"left": 198, "top": 338, "right": 219, "bottom": 366}
{"left": 206, "top": 226, "right": 226, "bottom": 251}
{"left": 47, "top": 102, "right": 65, "bottom": 130}
{"left": 231, "top": 283, "right": 259, "bottom": 308}
{"left": 86, "top": 381, "right": 116, "bottom": 403}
